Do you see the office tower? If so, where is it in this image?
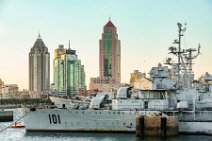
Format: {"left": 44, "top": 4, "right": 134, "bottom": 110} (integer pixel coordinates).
{"left": 99, "top": 19, "right": 121, "bottom": 83}
{"left": 52, "top": 43, "right": 86, "bottom": 96}
{"left": 29, "top": 34, "right": 50, "bottom": 98}
{"left": 89, "top": 19, "right": 121, "bottom": 92}
{"left": 53, "top": 44, "right": 66, "bottom": 96}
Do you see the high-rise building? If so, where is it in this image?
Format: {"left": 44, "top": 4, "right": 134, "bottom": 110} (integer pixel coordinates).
{"left": 29, "top": 34, "right": 50, "bottom": 98}
{"left": 52, "top": 43, "right": 86, "bottom": 96}
{"left": 52, "top": 44, "right": 66, "bottom": 95}
{"left": 99, "top": 19, "right": 121, "bottom": 83}
{"left": 89, "top": 19, "right": 121, "bottom": 91}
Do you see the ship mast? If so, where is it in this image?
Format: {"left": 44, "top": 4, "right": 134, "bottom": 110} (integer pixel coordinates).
{"left": 168, "top": 23, "right": 200, "bottom": 89}
{"left": 177, "top": 23, "right": 184, "bottom": 85}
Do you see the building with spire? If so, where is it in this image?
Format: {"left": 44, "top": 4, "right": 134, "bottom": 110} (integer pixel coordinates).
{"left": 89, "top": 19, "right": 121, "bottom": 91}
{"left": 29, "top": 34, "right": 50, "bottom": 98}
{"left": 99, "top": 18, "right": 121, "bottom": 83}
{"left": 52, "top": 42, "right": 86, "bottom": 97}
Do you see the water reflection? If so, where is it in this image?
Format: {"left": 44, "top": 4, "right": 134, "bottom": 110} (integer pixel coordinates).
{"left": 25, "top": 132, "right": 136, "bottom": 141}
{"left": 1, "top": 122, "right": 212, "bottom": 141}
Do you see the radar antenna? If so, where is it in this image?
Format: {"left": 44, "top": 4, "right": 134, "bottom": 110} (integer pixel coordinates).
{"left": 168, "top": 23, "right": 201, "bottom": 89}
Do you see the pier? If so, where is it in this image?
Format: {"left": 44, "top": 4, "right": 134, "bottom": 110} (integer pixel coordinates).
{"left": 136, "top": 115, "right": 179, "bottom": 137}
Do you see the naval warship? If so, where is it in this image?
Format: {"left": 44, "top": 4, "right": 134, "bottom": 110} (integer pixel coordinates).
{"left": 19, "top": 23, "right": 212, "bottom": 135}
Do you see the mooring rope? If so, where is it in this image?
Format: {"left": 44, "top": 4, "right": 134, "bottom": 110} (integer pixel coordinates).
{"left": 0, "top": 110, "right": 31, "bottom": 133}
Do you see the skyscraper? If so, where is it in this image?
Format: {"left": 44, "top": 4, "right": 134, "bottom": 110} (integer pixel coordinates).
{"left": 99, "top": 19, "right": 121, "bottom": 83}
{"left": 89, "top": 19, "right": 121, "bottom": 91}
{"left": 29, "top": 34, "right": 50, "bottom": 98}
{"left": 52, "top": 43, "right": 86, "bottom": 96}
{"left": 53, "top": 44, "right": 66, "bottom": 95}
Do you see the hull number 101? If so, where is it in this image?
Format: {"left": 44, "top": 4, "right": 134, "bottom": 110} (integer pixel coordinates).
{"left": 48, "top": 114, "right": 61, "bottom": 124}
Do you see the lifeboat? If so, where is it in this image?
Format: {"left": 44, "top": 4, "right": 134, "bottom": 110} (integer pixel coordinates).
{"left": 10, "top": 122, "right": 25, "bottom": 128}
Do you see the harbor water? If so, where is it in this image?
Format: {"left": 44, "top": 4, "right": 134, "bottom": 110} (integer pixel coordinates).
{"left": 0, "top": 122, "right": 212, "bottom": 141}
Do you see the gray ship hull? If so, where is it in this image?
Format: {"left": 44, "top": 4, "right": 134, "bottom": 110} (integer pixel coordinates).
{"left": 20, "top": 108, "right": 212, "bottom": 135}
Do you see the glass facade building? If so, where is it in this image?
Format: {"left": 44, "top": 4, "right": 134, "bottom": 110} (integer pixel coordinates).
{"left": 52, "top": 44, "right": 86, "bottom": 96}
{"left": 89, "top": 19, "right": 121, "bottom": 92}
{"left": 99, "top": 19, "right": 121, "bottom": 83}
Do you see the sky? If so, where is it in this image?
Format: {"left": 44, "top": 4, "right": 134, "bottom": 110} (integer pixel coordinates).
{"left": 0, "top": 0, "right": 212, "bottom": 90}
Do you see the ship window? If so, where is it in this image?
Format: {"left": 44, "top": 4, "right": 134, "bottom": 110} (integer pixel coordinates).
{"left": 113, "top": 112, "right": 115, "bottom": 114}
{"left": 76, "top": 112, "right": 78, "bottom": 114}
{"left": 122, "top": 112, "right": 125, "bottom": 114}
{"left": 118, "top": 112, "right": 120, "bottom": 114}
{"left": 95, "top": 112, "right": 97, "bottom": 114}
{"left": 100, "top": 112, "right": 101, "bottom": 114}
{"left": 109, "top": 112, "right": 110, "bottom": 114}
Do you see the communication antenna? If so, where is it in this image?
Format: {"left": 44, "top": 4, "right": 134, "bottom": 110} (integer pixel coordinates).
{"left": 68, "top": 40, "right": 70, "bottom": 50}
{"left": 169, "top": 22, "right": 201, "bottom": 89}
{"left": 38, "top": 30, "right": 41, "bottom": 39}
